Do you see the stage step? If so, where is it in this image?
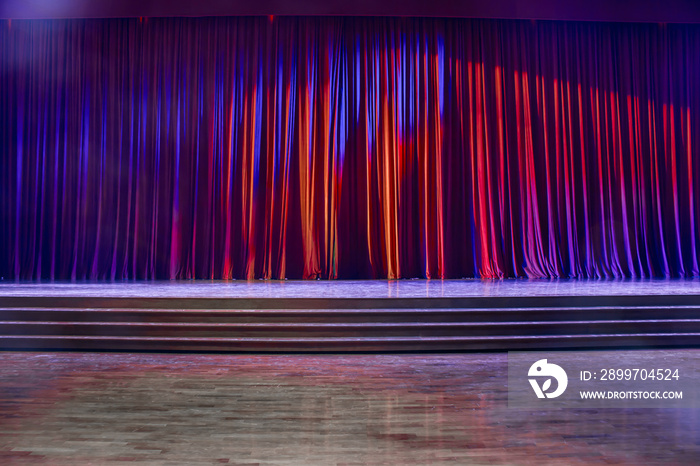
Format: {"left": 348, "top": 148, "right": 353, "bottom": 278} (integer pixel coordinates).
{"left": 1, "top": 334, "right": 699, "bottom": 352}
{"left": 1, "top": 306, "right": 699, "bottom": 323}
{"left": 0, "top": 294, "right": 698, "bottom": 351}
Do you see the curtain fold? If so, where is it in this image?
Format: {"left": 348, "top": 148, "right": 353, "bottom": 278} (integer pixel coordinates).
{"left": 1, "top": 17, "right": 699, "bottom": 279}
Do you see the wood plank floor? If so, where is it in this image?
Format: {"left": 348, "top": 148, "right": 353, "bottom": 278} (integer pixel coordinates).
{"left": 0, "top": 351, "right": 698, "bottom": 465}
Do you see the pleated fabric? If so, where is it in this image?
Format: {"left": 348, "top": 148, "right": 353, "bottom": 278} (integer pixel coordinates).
{"left": 1, "top": 17, "right": 699, "bottom": 279}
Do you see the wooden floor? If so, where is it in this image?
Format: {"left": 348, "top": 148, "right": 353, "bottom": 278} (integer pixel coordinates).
{"left": 0, "top": 351, "right": 698, "bottom": 465}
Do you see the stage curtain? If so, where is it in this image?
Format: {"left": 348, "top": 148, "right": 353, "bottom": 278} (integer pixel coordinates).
{"left": 2, "top": 17, "right": 700, "bottom": 279}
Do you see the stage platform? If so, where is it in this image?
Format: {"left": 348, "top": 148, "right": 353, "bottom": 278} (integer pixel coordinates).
{"left": 0, "top": 279, "right": 699, "bottom": 352}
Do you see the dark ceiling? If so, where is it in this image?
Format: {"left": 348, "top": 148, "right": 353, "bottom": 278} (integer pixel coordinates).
{"left": 1, "top": 0, "right": 700, "bottom": 23}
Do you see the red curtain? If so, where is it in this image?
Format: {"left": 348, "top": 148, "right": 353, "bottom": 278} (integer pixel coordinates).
{"left": 2, "top": 17, "right": 700, "bottom": 280}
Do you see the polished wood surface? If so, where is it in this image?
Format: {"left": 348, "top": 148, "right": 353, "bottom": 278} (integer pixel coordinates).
{"left": 3, "top": 280, "right": 700, "bottom": 299}
{"left": 0, "top": 351, "right": 697, "bottom": 464}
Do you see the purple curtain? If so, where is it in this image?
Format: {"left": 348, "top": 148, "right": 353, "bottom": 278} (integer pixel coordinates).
{"left": 2, "top": 17, "right": 700, "bottom": 280}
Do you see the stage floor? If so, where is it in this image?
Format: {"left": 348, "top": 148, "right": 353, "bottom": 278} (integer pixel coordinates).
{"left": 0, "top": 351, "right": 697, "bottom": 465}
{"left": 2, "top": 278, "right": 700, "bottom": 298}
{"left": 1, "top": 279, "right": 699, "bottom": 352}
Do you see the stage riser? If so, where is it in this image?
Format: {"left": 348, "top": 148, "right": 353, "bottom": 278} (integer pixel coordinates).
{"left": 3, "top": 295, "right": 700, "bottom": 309}
{"left": 1, "top": 307, "right": 699, "bottom": 323}
{"left": 1, "top": 321, "right": 698, "bottom": 338}
{"left": 0, "top": 335, "right": 698, "bottom": 352}
{"left": 1, "top": 294, "right": 698, "bottom": 351}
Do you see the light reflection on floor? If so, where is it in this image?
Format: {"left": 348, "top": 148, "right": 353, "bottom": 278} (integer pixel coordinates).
{"left": 1, "top": 278, "right": 700, "bottom": 299}
{"left": 0, "top": 351, "right": 697, "bottom": 465}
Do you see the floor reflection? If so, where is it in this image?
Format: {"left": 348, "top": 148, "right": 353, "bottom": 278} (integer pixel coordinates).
{"left": 0, "top": 352, "right": 697, "bottom": 464}
{"left": 2, "top": 278, "right": 700, "bottom": 299}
